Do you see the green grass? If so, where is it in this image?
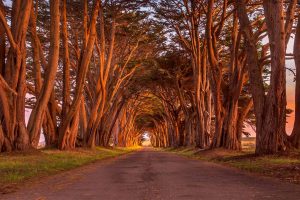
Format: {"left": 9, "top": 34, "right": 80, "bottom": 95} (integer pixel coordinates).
{"left": 163, "top": 144, "right": 300, "bottom": 184}
{"left": 0, "top": 146, "right": 140, "bottom": 188}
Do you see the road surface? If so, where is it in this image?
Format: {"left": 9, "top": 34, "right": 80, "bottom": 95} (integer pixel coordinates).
{"left": 2, "top": 148, "right": 300, "bottom": 200}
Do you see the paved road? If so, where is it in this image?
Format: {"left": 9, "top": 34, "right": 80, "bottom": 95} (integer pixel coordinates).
{"left": 2, "top": 148, "right": 300, "bottom": 200}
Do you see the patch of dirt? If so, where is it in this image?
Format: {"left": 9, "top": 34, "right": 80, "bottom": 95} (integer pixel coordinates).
{"left": 263, "top": 163, "right": 300, "bottom": 184}
{"left": 0, "top": 149, "right": 44, "bottom": 157}
{"left": 193, "top": 148, "right": 249, "bottom": 159}
{"left": 0, "top": 184, "right": 19, "bottom": 195}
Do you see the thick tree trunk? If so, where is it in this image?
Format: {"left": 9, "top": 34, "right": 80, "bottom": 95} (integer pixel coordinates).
{"left": 28, "top": 0, "right": 60, "bottom": 147}
{"left": 206, "top": 0, "right": 245, "bottom": 151}
{"left": 58, "top": 0, "right": 100, "bottom": 150}
{"left": 256, "top": 0, "right": 287, "bottom": 154}
{"left": 86, "top": 11, "right": 116, "bottom": 148}
{"left": 236, "top": 0, "right": 287, "bottom": 154}
{"left": 0, "top": 0, "right": 32, "bottom": 151}
{"left": 223, "top": 101, "right": 240, "bottom": 150}
{"left": 210, "top": 78, "right": 224, "bottom": 148}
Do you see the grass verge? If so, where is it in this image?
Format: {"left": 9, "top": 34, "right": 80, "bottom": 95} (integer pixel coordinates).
{"left": 163, "top": 147, "right": 300, "bottom": 184}
{"left": 0, "top": 146, "right": 140, "bottom": 193}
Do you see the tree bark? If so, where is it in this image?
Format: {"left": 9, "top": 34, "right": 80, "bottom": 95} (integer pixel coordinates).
{"left": 0, "top": 0, "right": 32, "bottom": 151}
{"left": 28, "top": 0, "right": 60, "bottom": 148}
{"left": 257, "top": 0, "right": 287, "bottom": 153}
{"left": 236, "top": 0, "right": 287, "bottom": 154}
{"left": 58, "top": 0, "right": 100, "bottom": 150}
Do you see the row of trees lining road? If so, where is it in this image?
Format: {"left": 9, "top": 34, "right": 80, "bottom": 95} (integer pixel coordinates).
{"left": 0, "top": 0, "right": 155, "bottom": 151}
{"left": 149, "top": 0, "right": 300, "bottom": 155}
{"left": 0, "top": 0, "right": 299, "bottom": 155}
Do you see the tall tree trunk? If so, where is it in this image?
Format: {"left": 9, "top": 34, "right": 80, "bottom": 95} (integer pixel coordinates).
{"left": 0, "top": 0, "right": 32, "bottom": 151}
{"left": 28, "top": 0, "right": 60, "bottom": 148}
{"left": 236, "top": 0, "right": 287, "bottom": 154}
{"left": 61, "top": 0, "right": 71, "bottom": 119}
{"left": 257, "top": 0, "right": 287, "bottom": 153}
{"left": 58, "top": 0, "right": 100, "bottom": 150}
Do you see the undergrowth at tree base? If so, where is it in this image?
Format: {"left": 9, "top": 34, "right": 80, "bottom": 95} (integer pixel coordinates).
{"left": 164, "top": 147, "right": 300, "bottom": 185}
